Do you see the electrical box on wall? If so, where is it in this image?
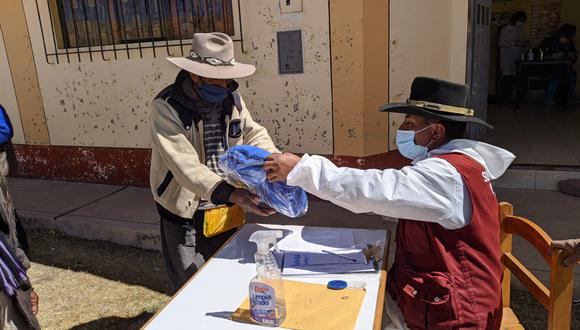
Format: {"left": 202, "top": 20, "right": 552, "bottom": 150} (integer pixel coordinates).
{"left": 277, "top": 30, "right": 303, "bottom": 74}
{"left": 280, "top": 0, "right": 303, "bottom": 14}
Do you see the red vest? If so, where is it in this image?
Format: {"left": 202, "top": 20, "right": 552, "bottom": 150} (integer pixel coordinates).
{"left": 387, "top": 153, "right": 502, "bottom": 330}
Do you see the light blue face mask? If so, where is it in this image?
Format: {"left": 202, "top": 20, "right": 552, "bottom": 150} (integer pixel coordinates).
{"left": 396, "top": 125, "right": 434, "bottom": 160}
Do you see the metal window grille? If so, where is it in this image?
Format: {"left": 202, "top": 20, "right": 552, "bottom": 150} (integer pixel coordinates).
{"left": 34, "top": 0, "right": 243, "bottom": 63}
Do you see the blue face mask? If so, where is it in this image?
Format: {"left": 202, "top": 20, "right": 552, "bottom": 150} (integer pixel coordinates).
{"left": 196, "top": 82, "right": 231, "bottom": 104}
{"left": 396, "top": 125, "right": 433, "bottom": 160}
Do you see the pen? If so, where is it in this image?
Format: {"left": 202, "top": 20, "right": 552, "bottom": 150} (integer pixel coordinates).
{"left": 367, "top": 244, "right": 379, "bottom": 270}
{"left": 322, "top": 249, "right": 357, "bottom": 262}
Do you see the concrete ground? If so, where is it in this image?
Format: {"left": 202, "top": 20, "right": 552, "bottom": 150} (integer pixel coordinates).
{"left": 8, "top": 177, "right": 580, "bottom": 298}
{"left": 485, "top": 102, "right": 580, "bottom": 166}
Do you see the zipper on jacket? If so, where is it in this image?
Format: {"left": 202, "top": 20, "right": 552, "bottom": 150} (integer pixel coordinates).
{"left": 224, "top": 115, "right": 230, "bottom": 151}
{"left": 156, "top": 171, "right": 174, "bottom": 197}
{"left": 196, "top": 121, "right": 206, "bottom": 164}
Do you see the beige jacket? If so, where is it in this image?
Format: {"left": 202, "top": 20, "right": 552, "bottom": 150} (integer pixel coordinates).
{"left": 150, "top": 92, "right": 279, "bottom": 219}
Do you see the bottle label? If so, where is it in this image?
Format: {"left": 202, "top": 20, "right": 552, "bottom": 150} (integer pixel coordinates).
{"left": 249, "top": 282, "right": 276, "bottom": 325}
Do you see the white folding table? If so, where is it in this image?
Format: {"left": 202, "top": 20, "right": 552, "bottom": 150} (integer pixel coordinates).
{"left": 143, "top": 223, "right": 390, "bottom": 330}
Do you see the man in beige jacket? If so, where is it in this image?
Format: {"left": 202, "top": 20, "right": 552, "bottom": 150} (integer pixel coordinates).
{"left": 150, "top": 32, "right": 279, "bottom": 292}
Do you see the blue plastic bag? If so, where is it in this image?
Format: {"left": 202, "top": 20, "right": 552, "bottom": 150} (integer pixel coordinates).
{"left": 218, "top": 146, "right": 308, "bottom": 218}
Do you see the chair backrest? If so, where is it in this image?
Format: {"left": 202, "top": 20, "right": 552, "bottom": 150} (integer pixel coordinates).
{"left": 499, "top": 202, "right": 574, "bottom": 330}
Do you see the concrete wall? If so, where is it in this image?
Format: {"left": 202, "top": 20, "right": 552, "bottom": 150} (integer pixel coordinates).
{"left": 388, "top": 0, "right": 469, "bottom": 149}
{"left": 331, "top": 0, "right": 389, "bottom": 157}
{"left": 491, "top": 0, "right": 580, "bottom": 96}
{"left": 0, "top": 26, "right": 26, "bottom": 144}
{"left": 237, "top": 0, "right": 332, "bottom": 154}
{"left": 2, "top": 0, "right": 473, "bottom": 183}
{"left": 0, "top": 0, "right": 50, "bottom": 145}
{"left": 20, "top": 0, "right": 332, "bottom": 153}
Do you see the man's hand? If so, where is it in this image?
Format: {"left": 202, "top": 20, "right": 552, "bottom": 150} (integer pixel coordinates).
{"left": 228, "top": 189, "right": 275, "bottom": 217}
{"left": 30, "top": 290, "right": 39, "bottom": 315}
{"left": 264, "top": 153, "right": 301, "bottom": 182}
{"left": 550, "top": 238, "right": 580, "bottom": 267}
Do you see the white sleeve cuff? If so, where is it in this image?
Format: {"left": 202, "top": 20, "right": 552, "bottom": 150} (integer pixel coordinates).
{"left": 287, "top": 154, "right": 311, "bottom": 186}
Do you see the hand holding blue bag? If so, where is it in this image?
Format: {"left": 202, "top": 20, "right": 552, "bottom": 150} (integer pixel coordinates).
{"left": 219, "top": 146, "right": 308, "bottom": 218}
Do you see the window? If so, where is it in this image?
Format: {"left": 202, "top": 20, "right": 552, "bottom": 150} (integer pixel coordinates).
{"left": 53, "top": 0, "right": 234, "bottom": 49}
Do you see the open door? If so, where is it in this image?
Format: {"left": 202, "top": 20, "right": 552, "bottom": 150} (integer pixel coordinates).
{"left": 466, "top": 0, "right": 492, "bottom": 140}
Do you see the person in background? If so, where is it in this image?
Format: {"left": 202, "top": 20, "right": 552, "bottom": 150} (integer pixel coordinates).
{"left": 551, "top": 239, "right": 580, "bottom": 266}
{"left": 0, "top": 104, "right": 39, "bottom": 329}
{"left": 498, "top": 11, "right": 528, "bottom": 104}
{"left": 539, "top": 24, "right": 578, "bottom": 105}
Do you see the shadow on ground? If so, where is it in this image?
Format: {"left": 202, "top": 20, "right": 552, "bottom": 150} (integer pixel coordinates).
{"left": 510, "top": 281, "right": 580, "bottom": 330}
{"left": 69, "top": 312, "right": 155, "bottom": 330}
{"left": 26, "top": 229, "right": 170, "bottom": 295}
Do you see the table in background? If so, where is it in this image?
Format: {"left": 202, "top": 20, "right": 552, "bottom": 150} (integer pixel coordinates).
{"left": 515, "top": 60, "right": 572, "bottom": 109}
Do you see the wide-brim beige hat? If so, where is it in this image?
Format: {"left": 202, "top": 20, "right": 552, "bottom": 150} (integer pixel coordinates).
{"left": 167, "top": 32, "right": 255, "bottom": 79}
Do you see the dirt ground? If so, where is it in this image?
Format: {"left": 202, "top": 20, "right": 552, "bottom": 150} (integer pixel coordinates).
{"left": 24, "top": 229, "right": 579, "bottom": 330}
{"left": 26, "top": 230, "right": 170, "bottom": 330}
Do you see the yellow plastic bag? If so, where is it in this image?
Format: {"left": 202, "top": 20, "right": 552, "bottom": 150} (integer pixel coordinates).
{"left": 203, "top": 205, "right": 245, "bottom": 238}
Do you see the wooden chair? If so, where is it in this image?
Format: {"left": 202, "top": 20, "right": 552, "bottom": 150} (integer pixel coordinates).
{"left": 499, "top": 202, "right": 574, "bottom": 330}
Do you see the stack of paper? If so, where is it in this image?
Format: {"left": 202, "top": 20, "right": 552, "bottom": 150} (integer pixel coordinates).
{"left": 277, "top": 227, "right": 376, "bottom": 275}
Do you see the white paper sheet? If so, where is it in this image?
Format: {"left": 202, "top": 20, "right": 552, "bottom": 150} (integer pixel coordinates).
{"left": 284, "top": 250, "right": 365, "bottom": 266}
{"left": 277, "top": 227, "right": 356, "bottom": 252}
{"left": 277, "top": 227, "right": 377, "bottom": 276}
{"left": 283, "top": 263, "right": 376, "bottom": 276}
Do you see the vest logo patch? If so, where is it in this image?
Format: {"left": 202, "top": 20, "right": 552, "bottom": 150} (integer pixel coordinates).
{"left": 482, "top": 171, "right": 495, "bottom": 195}
{"left": 229, "top": 119, "right": 242, "bottom": 138}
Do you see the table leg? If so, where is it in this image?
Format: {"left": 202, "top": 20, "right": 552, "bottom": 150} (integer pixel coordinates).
{"left": 562, "top": 66, "right": 570, "bottom": 110}
{"left": 514, "top": 72, "right": 526, "bottom": 109}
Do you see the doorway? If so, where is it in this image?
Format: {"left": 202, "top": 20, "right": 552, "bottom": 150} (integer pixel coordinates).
{"left": 483, "top": 0, "right": 580, "bottom": 167}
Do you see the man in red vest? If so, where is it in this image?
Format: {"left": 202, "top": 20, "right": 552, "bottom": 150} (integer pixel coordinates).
{"left": 264, "top": 77, "right": 515, "bottom": 329}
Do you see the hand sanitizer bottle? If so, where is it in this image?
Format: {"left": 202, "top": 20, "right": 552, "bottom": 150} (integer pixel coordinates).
{"left": 249, "top": 230, "right": 286, "bottom": 327}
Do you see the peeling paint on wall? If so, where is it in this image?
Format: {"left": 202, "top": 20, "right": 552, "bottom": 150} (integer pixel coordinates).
{"left": 235, "top": 0, "right": 332, "bottom": 154}
{"left": 21, "top": 0, "right": 333, "bottom": 154}
{"left": 13, "top": 144, "right": 151, "bottom": 186}
{"left": 0, "top": 27, "right": 26, "bottom": 144}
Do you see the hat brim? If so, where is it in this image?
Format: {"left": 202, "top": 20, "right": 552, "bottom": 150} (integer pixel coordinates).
{"left": 379, "top": 103, "right": 493, "bottom": 129}
{"left": 166, "top": 57, "right": 256, "bottom": 79}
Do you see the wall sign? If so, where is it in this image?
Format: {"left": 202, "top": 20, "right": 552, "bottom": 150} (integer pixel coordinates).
{"left": 277, "top": 30, "right": 304, "bottom": 74}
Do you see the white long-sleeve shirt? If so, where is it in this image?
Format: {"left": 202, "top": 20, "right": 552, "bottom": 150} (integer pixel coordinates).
{"left": 287, "top": 140, "right": 515, "bottom": 230}
{"left": 286, "top": 139, "right": 514, "bottom": 328}
{"left": 499, "top": 24, "right": 525, "bottom": 75}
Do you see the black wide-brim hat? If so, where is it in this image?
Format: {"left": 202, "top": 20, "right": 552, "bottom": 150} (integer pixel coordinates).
{"left": 379, "top": 77, "right": 493, "bottom": 129}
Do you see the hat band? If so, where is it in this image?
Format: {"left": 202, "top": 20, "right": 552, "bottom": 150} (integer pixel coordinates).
{"left": 407, "top": 99, "right": 475, "bottom": 117}
{"left": 187, "top": 50, "right": 235, "bottom": 66}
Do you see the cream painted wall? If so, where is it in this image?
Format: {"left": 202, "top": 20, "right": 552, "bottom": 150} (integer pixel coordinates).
{"left": 234, "top": 0, "right": 332, "bottom": 154}
{"left": 1, "top": 0, "right": 50, "bottom": 144}
{"left": 388, "top": 0, "right": 469, "bottom": 149}
{"left": 21, "top": 0, "right": 332, "bottom": 153}
{"left": 331, "top": 0, "right": 389, "bottom": 157}
{"left": 0, "top": 26, "right": 26, "bottom": 144}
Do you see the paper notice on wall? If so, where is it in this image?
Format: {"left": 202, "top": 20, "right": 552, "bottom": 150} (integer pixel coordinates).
{"left": 530, "top": 2, "right": 561, "bottom": 42}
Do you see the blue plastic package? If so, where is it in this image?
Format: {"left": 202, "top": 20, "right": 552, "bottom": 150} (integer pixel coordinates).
{"left": 218, "top": 146, "right": 308, "bottom": 218}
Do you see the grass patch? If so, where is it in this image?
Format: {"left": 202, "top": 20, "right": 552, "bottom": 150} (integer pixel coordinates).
{"left": 26, "top": 230, "right": 170, "bottom": 330}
